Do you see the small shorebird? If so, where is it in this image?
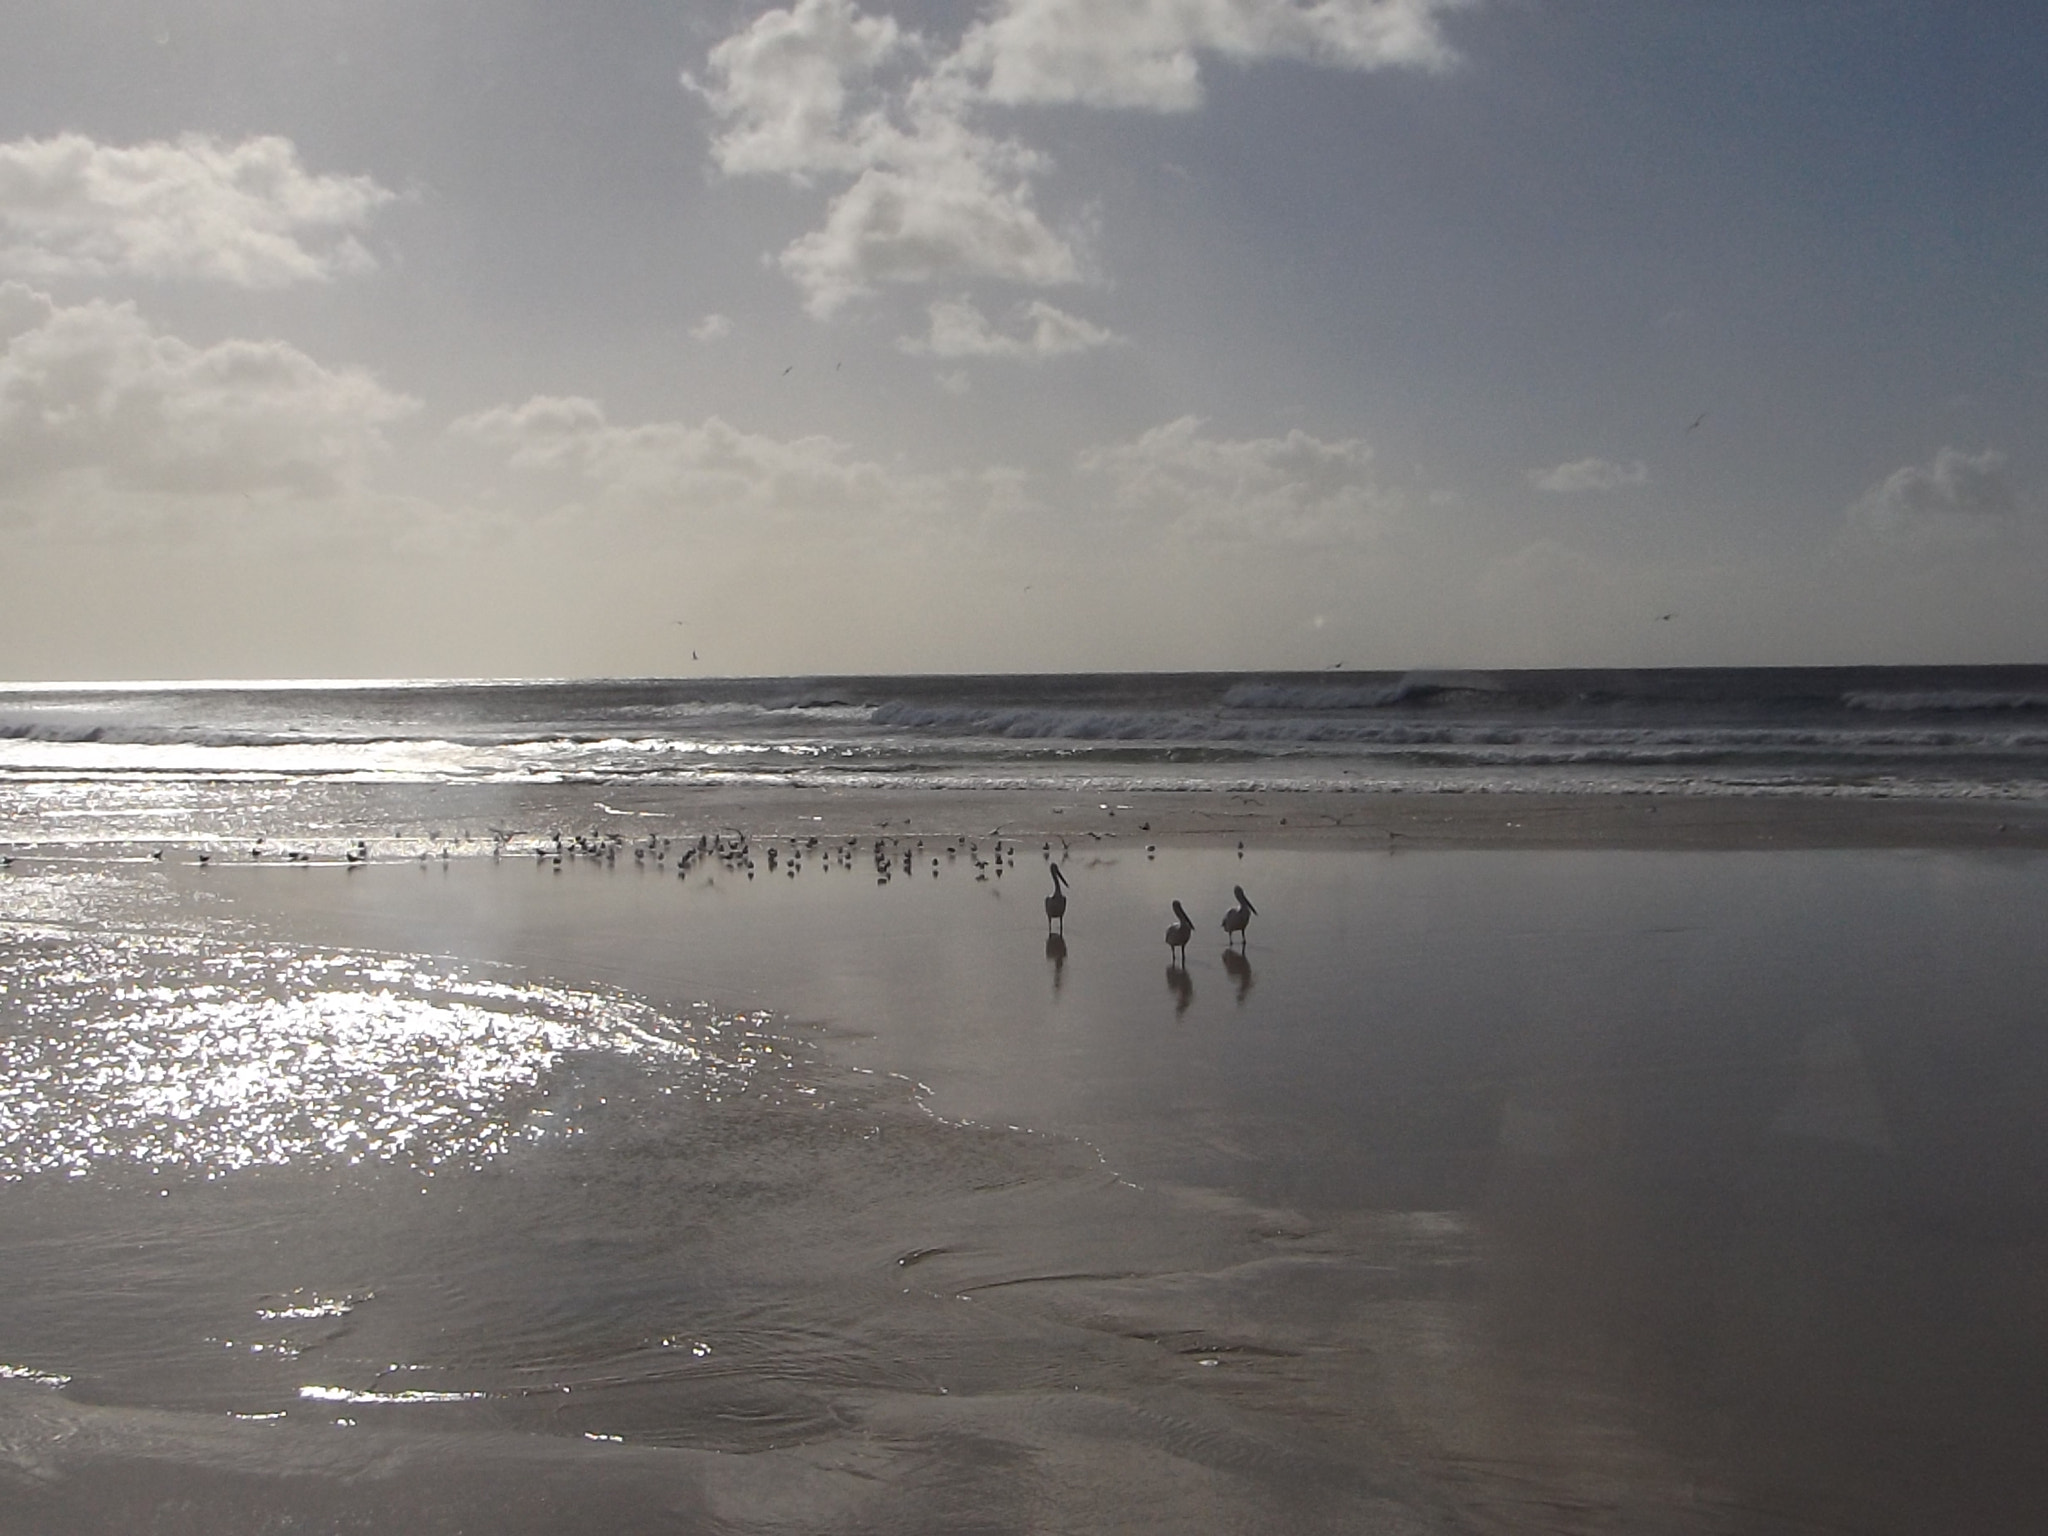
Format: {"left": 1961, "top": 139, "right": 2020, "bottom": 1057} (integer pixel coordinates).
{"left": 1044, "top": 863, "right": 1069, "bottom": 932}
{"left": 1165, "top": 900, "right": 1194, "bottom": 963}
{"left": 1221, "top": 885, "right": 1256, "bottom": 947}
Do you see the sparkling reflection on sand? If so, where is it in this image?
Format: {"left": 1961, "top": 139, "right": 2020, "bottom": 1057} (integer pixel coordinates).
{"left": 0, "top": 911, "right": 767, "bottom": 1180}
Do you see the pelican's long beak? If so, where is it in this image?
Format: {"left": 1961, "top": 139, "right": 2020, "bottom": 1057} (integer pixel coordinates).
{"left": 1243, "top": 899, "right": 1257, "bottom": 915}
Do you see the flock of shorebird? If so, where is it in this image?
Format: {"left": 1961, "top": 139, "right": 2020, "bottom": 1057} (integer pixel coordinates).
{"left": 101, "top": 825, "right": 1264, "bottom": 968}
{"left": 1045, "top": 862, "right": 1256, "bottom": 961}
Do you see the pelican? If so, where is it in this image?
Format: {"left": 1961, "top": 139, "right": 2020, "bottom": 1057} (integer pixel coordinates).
{"left": 1165, "top": 900, "right": 1194, "bottom": 963}
{"left": 1044, "top": 863, "right": 1069, "bottom": 931}
{"left": 1221, "top": 885, "right": 1256, "bottom": 947}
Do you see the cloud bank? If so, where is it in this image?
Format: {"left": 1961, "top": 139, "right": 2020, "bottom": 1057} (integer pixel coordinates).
{"left": 0, "top": 283, "right": 416, "bottom": 504}
{"left": 899, "top": 296, "right": 1123, "bottom": 359}
{"left": 1082, "top": 416, "right": 1400, "bottom": 543}
{"left": 1528, "top": 456, "right": 1649, "bottom": 493}
{"left": 450, "top": 393, "right": 1001, "bottom": 536}
{"left": 0, "top": 133, "right": 395, "bottom": 288}
{"left": 1847, "top": 446, "right": 2023, "bottom": 548}
{"left": 960, "top": 0, "right": 1470, "bottom": 111}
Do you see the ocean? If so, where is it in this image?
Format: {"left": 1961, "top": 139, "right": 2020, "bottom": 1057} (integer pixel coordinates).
{"left": 2, "top": 670, "right": 2046, "bottom": 1532}
{"left": 4, "top": 666, "right": 2048, "bottom": 802}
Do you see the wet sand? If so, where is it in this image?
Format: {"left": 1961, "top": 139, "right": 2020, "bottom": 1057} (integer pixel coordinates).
{"left": 338, "top": 781, "right": 2048, "bottom": 851}
{"left": 609, "top": 784, "right": 2048, "bottom": 851}
{"left": 3, "top": 790, "right": 2047, "bottom": 1533}
{"left": 10, "top": 780, "right": 2048, "bottom": 865}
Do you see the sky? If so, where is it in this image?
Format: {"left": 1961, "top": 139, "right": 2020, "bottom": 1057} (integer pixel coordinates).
{"left": 0, "top": 0, "right": 2044, "bottom": 680}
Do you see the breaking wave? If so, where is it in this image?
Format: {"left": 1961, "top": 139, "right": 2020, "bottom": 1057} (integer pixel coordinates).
{"left": 4, "top": 668, "right": 2047, "bottom": 797}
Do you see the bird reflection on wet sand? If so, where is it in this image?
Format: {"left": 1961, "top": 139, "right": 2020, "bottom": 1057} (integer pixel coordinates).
{"left": 1220, "top": 945, "right": 1252, "bottom": 1004}
{"left": 1044, "top": 931, "right": 1067, "bottom": 992}
{"left": 1165, "top": 963, "right": 1194, "bottom": 1016}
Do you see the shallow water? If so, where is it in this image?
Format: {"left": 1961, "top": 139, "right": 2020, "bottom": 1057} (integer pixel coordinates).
{"left": 2, "top": 836, "right": 2046, "bottom": 1532}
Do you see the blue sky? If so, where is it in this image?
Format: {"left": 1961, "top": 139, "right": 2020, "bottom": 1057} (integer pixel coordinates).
{"left": 0, "top": 0, "right": 2042, "bottom": 678}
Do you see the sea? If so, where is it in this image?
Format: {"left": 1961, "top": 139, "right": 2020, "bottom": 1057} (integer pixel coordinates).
{"left": 4, "top": 665, "right": 2048, "bottom": 812}
{"left": 3, "top": 669, "right": 2046, "bottom": 1533}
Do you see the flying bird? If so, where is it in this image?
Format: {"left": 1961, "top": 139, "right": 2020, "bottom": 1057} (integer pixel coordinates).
{"left": 1221, "top": 885, "right": 1256, "bottom": 947}
{"left": 1165, "top": 900, "right": 1194, "bottom": 963}
{"left": 1686, "top": 412, "right": 1708, "bottom": 434}
{"left": 1044, "top": 863, "right": 1069, "bottom": 932}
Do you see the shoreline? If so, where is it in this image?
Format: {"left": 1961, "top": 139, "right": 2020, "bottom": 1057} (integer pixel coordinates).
{"left": 6, "top": 784, "right": 2048, "bottom": 862}
{"left": 589, "top": 785, "right": 2048, "bottom": 852}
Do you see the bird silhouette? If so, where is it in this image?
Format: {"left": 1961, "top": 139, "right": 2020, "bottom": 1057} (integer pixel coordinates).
{"left": 1165, "top": 900, "right": 1194, "bottom": 963}
{"left": 1044, "top": 863, "right": 1069, "bottom": 931}
{"left": 1221, "top": 885, "right": 1256, "bottom": 947}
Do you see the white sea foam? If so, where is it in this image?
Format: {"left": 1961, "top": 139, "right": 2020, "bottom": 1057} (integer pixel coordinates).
{"left": 0, "top": 1363, "right": 72, "bottom": 1388}
{"left": 1843, "top": 690, "right": 2048, "bottom": 713}
{"left": 299, "top": 1384, "right": 487, "bottom": 1405}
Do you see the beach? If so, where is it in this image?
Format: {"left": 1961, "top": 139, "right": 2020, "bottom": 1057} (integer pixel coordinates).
{"left": 6, "top": 0, "right": 2046, "bottom": 1519}
{"left": 4, "top": 770, "right": 2047, "bottom": 1534}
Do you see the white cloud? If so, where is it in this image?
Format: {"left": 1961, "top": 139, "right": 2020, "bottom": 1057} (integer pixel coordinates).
{"left": 684, "top": 0, "right": 910, "bottom": 182}
{"left": 690, "top": 0, "right": 1465, "bottom": 316}
{"left": 0, "top": 133, "right": 394, "bottom": 288}
{"left": 449, "top": 393, "right": 989, "bottom": 533}
{"left": 959, "top": 0, "right": 1471, "bottom": 111}
{"left": 690, "top": 6, "right": 1084, "bottom": 317}
{"left": 690, "top": 312, "right": 734, "bottom": 341}
{"left": 780, "top": 153, "right": 1081, "bottom": 317}
{"left": 1847, "top": 446, "right": 2022, "bottom": 547}
{"left": 1528, "top": 456, "right": 1649, "bottom": 493}
{"left": 1081, "top": 415, "right": 1399, "bottom": 542}
{"left": 898, "top": 295, "right": 1123, "bottom": 359}
{"left": 0, "top": 282, "right": 417, "bottom": 502}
